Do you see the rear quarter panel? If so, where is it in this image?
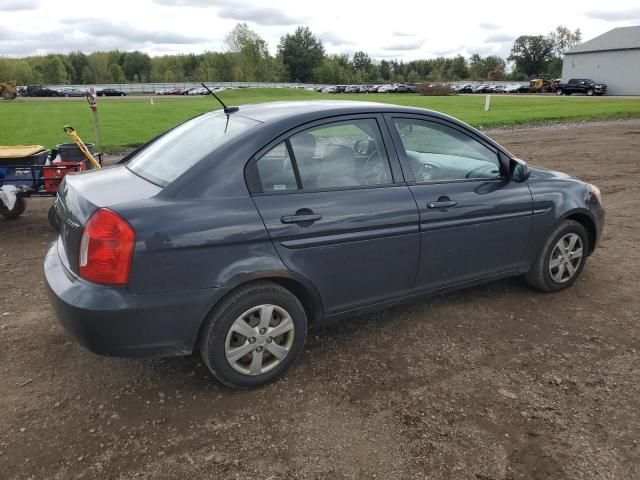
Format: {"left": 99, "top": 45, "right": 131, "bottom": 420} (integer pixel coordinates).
{"left": 115, "top": 196, "right": 286, "bottom": 295}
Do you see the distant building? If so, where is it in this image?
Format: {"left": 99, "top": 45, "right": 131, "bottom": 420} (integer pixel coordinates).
{"left": 562, "top": 25, "right": 640, "bottom": 95}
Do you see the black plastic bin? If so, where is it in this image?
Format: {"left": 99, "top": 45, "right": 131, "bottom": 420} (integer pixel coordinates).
{"left": 56, "top": 143, "right": 95, "bottom": 163}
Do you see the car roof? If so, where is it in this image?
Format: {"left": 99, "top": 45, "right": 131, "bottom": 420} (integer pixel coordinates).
{"left": 234, "top": 100, "right": 443, "bottom": 123}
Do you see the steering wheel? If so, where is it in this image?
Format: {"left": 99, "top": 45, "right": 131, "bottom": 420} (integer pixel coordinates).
{"left": 414, "top": 161, "right": 441, "bottom": 182}
{"left": 362, "top": 150, "right": 389, "bottom": 185}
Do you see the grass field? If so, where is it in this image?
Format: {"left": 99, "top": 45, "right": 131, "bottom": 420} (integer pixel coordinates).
{"left": 2, "top": 89, "right": 640, "bottom": 151}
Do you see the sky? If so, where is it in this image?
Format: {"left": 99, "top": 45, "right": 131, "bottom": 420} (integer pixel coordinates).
{"left": 1, "top": 0, "right": 639, "bottom": 60}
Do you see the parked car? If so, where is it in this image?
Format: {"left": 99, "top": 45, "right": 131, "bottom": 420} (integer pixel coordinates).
{"left": 322, "top": 86, "right": 338, "bottom": 93}
{"left": 555, "top": 79, "right": 607, "bottom": 96}
{"left": 28, "top": 86, "right": 59, "bottom": 97}
{"left": 45, "top": 100, "right": 604, "bottom": 389}
{"left": 344, "top": 85, "right": 360, "bottom": 93}
{"left": 368, "top": 85, "right": 380, "bottom": 93}
{"left": 472, "top": 84, "right": 491, "bottom": 93}
{"left": 97, "top": 88, "right": 126, "bottom": 97}
{"left": 359, "top": 85, "right": 370, "bottom": 93}
{"left": 378, "top": 84, "right": 397, "bottom": 93}
{"left": 491, "top": 85, "right": 507, "bottom": 93}
{"left": 454, "top": 84, "right": 473, "bottom": 93}
{"left": 504, "top": 83, "right": 524, "bottom": 93}
{"left": 58, "top": 88, "right": 86, "bottom": 97}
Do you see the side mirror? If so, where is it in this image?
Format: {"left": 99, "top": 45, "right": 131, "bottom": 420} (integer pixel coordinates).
{"left": 509, "top": 157, "right": 531, "bottom": 182}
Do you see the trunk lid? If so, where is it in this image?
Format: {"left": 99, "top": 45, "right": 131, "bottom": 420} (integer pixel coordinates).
{"left": 53, "top": 165, "right": 161, "bottom": 274}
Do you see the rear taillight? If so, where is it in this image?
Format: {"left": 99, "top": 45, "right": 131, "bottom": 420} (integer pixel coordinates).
{"left": 79, "top": 208, "right": 136, "bottom": 285}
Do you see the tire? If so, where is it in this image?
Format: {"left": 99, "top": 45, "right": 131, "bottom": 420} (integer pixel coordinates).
{"left": 200, "top": 281, "right": 307, "bottom": 389}
{"left": 556, "top": 89, "right": 563, "bottom": 96}
{"left": 0, "top": 196, "right": 26, "bottom": 219}
{"left": 524, "top": 220, "right": 589, "bottom": 292}
{"left": 587, "top": 89, "right": 594, "bottom": 96}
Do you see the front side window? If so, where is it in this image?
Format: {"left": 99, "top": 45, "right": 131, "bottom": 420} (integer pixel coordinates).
{"left": 392, "top": 119, "right": 501, "bottom": 182}
{"left": 288, "top": 119, "right": 393, "bottom": 190}
{"left": 128, "top": 112, "right": 258, "bottom": 185}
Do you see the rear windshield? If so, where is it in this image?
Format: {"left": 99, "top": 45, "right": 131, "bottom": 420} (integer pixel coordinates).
{"left": 127, "top": 112, "right": 258, "bottom": 185}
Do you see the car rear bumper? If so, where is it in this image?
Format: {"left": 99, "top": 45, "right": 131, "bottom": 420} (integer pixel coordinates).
{"left": 44, "top": 239, "right": 227, "bottom": 358}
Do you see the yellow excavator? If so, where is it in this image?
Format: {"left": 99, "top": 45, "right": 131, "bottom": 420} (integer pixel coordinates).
{"left": 1, "top": 81, "right": 18, "bottom": 100}
{"left": 528, "top": 75, "right": 561, "bottom": 94}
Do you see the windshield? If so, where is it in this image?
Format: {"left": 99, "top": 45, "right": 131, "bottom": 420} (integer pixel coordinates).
{"left": 127, "top": 112, "right": 258, "bottom": 185}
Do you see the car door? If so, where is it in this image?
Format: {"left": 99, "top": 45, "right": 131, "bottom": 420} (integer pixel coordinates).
{"left": 247, "top": 115, "right": 420, "bottom": 316}
{"left": 385, "top": 114, "right": 533, "bottom": 292}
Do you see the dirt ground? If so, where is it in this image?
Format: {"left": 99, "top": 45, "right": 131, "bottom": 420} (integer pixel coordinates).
{"left": 1, "top": 120, "right": 639, "bottom": 480}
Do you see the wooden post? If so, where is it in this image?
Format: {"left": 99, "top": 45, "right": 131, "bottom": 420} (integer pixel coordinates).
{"left": 485, "top": 95, "right": 491, "bottom": 112}
{"left": 86, "top": 88, "right": 101, "bottom": 150}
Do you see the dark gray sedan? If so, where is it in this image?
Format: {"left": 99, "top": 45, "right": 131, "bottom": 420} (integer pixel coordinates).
{"left": 45, "top": 101, "right": 604, "bottom": 388}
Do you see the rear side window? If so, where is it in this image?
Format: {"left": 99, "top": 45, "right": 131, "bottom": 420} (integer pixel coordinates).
{"left": 127, "top": 112, "right": 257, "bottom": 186}
{"left": 290, "top": 119, "right": 393, "bottom": 189}
{"left": 256, "top": 142, "right": 298, "bottom": 192}
{"left": 254, "top": 118, "right": 394, "bottom": 194}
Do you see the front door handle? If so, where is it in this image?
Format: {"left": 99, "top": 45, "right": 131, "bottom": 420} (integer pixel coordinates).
{"left": 427, "top": 200, "right": 458, "bottom": 209}
{"left": 281, "top": 214, "right": 322, "bottom": 224}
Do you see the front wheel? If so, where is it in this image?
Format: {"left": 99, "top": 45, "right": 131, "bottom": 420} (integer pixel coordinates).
{"left": 200, "top": 281, "right": 307, "bottom": 388}
{"left": 524, "top": 220, "right": 589, "bottom": 292}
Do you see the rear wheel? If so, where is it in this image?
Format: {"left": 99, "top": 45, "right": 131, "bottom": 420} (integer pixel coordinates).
{"left": 525, "top": 220, "right": 588, "bottom": 292}
{"left": 556, "top": 89, "right": 563, "bottom": 96}
{"left": 200, "top": 281, "right": 307, "bottom": 388}
{"left": 587, "top": 89, "right": 594, "bottom": 96}
{"left": 0, "top": 196, "right": 26, "bottom": 219}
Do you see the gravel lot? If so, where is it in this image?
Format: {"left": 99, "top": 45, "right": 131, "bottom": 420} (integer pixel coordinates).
{"left": 1, "top": 120, "right": 639, "bottom": 480}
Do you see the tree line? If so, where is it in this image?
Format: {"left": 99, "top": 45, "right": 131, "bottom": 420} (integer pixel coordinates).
{"left": 0, "top": 24, "right": 581, "bottom": 86}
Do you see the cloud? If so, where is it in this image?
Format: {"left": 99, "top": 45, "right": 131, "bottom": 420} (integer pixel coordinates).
{"left": 0, "top": 0, "right": 41, "bottom": 11}
{"left": 479, "top": 21, "right": 500, "bottom": 30}
{"left": 430, "top": 46, "right": 463, "bottom": 57}
{"left": 470, "top": 44, "right": 501, "bottom": 56}
{"left": 318, "top": 31, "right": 351, "bottom": 46}
{"left": 61, "top": 17, "right": 205, "bottom": 44}
{"left": 217, "top": 6, "right": 305, "bottom": 26}
{"left": 0, "top": 30, "right": 120, "bottom": 57}
{"left": 485, "top": 33, "right": 515, "bottom": 43}
{"left": 584, "top": 8, "right": 640, "bottom": 22}
{"left": 386, "top": 40, "right": 424, "bottom": 51}
{"left": 152, "top": 0, "right": 222, "bottom": 6}
{"left": 392, "top": 31, "right": 416, "bottom": 37}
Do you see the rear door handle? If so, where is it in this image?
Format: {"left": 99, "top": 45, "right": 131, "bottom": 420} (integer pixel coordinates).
{"left": 427, "top": 200, "right": 458, "bottom": 209}
{"left": 281, "top": 214, "right": 322, "bottom": 224}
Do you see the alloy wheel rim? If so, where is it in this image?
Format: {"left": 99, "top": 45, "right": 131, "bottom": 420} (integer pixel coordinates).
{"left": 224, "top": 304, "right": 295, "bottom": 376}
{"left": 549, "top": 233, "right": 583, "bottom": 283}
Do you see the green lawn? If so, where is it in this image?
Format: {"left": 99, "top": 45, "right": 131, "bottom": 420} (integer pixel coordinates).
{"left": 2, "top": 89, "right": 640, "bottom": 152}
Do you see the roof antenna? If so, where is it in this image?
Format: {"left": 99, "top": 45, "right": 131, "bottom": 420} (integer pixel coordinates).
{"left": 201, "top": 83, "right": 239, "bottom": 114}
